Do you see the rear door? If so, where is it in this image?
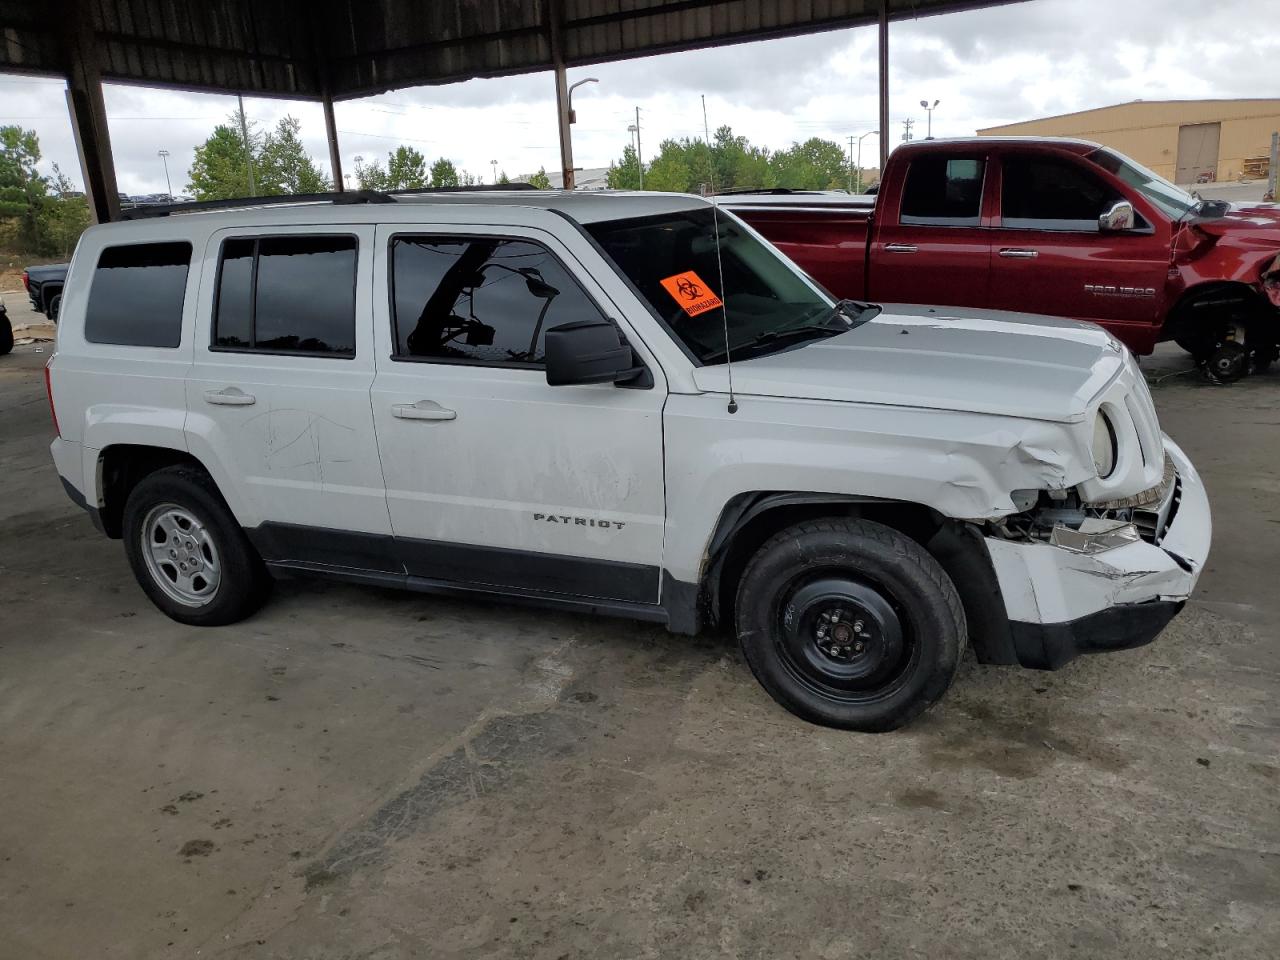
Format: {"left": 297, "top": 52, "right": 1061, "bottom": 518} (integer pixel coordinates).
{"left": 869, "top": 151, "right": 993, "bottom": 307}
{"left": 185, "top": 225, "right": 393, "bottom": 566}
{"left": 368, "top": 222, "right": 667, "bottom": 604}
{"left": 987, "top": 151, "right": 1169, "bottom": 338}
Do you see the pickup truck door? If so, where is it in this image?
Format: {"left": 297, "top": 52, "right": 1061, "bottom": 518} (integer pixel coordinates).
{"left": 987, "top": 151, "right": 1169, "bottom": 348}
{"left": 368, "top": 224, "right": 667, "bottom": 605}
{"left": 868, "top": 152, "right": 993, "bottom": 308}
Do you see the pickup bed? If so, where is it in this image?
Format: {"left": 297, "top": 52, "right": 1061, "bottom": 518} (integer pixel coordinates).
{"left": 727, "top": 137, "right": 1280, "bottom": 382}
{"left": 23, "top": 262, "right": 68, "bottom": 320}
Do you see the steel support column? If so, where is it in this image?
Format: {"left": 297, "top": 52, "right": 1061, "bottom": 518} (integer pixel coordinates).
{"left": 323, "top": 92, "right": 344, "bottom": 192}
{"left": 547, "top": 0, "right": 575, "bottom": 190}
{"left": 61, "top": 0, "right": 120, "bottom": 223}
{"left": 878, "top": 0, "right": 890, "bottom": 173}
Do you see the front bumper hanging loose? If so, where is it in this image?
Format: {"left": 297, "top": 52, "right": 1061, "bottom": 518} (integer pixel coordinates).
{"left": 984, "top": 436, "right": 1211, "bottom": 670}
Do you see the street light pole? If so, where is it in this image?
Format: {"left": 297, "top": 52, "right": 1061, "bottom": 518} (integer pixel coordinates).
{"left": 627, "top": 107, "right": 643, "bottom": 190}
{"left": 157, "top": 149, "right": 172, "bottom": 197}
{"left": 920, "top": 99, "right": 940, "bottom": 139}
{"left": 491, "top": 159, "right": 498, "bottom": 184}
{"left": 856, "top": 130, "right": 878, "bottom": 193}
{"left": 559, "top": 76, "right": 598, "bottom": 190}
{"left": 237, "top": 94, "right": 256, "bottom": 197}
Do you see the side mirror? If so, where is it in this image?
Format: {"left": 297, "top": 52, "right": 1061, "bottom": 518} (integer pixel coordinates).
{"left": 545, "top": 320, "right": 647, "bottom": 387}
{"left": 1099, "top": 200, "right": 1136, "bottom": 232}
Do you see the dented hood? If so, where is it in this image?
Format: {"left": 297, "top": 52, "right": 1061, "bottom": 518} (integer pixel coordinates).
{"left": 691, "top": 304, "right": 1126, "bottom": 423}
{"left": 1189, "top": 201, "right": 1280, "bottom": 240}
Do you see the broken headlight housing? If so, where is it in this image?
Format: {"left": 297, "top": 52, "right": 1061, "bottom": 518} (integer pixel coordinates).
{"left": 1092, "top": 410, "right": 1118, "bottom": 479}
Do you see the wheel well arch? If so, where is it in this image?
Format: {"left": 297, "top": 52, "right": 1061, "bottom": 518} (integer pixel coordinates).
{"left": 1165, "top": 280, "right": 1269, "bottom": 346}
{"left": 697, "top": 491, "right": 1016, "bottom": 666}
{"left": 95, "top": 444, "right": 210, "bottom": 538}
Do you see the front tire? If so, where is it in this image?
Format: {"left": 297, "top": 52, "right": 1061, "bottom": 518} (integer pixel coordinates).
{"left": 122, "top": 466, "right": 271, "bottom": 626}
{"left": 735, "top": 518, "right": 965, "bottom": 732}
{"left": 0, "top": 313, "right": 12, "bottom": 356}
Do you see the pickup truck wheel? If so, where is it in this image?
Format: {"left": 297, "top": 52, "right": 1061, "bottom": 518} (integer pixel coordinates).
{"left": 122, "top": 466, "right": 271, "bottom": 626}
{"left": 0, "top": 313, "right": 12, "bottom": 356}
{"left": 735, "top": 518, "right": 965, "bottom": 732}
{"left": 46, "top": 293, "right": 61, "bottom": 322}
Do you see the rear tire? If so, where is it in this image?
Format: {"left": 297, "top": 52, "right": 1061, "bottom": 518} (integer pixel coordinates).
{"left": 46, "top": 292, "right": 61, "bottom": 322}
{"left": 122, "top": 466, "right": 271, "bottom": 626}
{"left": 735, "top": 518, "right": 965, "bottom": 732}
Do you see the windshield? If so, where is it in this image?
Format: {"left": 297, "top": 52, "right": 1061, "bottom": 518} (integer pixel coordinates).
{"left": 586, "top": 207, "right": 846, "bottom": 364}
{"left": 1086, "top": 148, "right": 1198, "bottom": 219}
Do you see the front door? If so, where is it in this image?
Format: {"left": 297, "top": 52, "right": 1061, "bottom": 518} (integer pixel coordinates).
{"left": 987, "top": 152, "right": 1169, "bottom": 345}
{"left": 185, "top": 226, "right": 393, "bottom": 566}
{"left": 369, "top": 224, "right": 667, "bottom": 603}
{"left": 869, "top": 151, "right": 993, "bottom": 308}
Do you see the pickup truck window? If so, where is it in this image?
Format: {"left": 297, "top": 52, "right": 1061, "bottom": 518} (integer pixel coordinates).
{"left": 1086, "top": 148, "right": 1198, "bottom": 220}
{"left": 390, "top": 236, "right": 605, "bottom": 367}
{"left": 214, "top": 236, "right": 357, "bottom": 357}
{"left": 586, "top": 208, "right": 836, "bottom": 365}
{"left": 900, "top": 156, "right": 986, "bottom": 226}
{"left": 85, "top": 242, "right": 191, "bottom": 348}
{"left": 1001, "top": 156, "right": 1122, "bottom": 231}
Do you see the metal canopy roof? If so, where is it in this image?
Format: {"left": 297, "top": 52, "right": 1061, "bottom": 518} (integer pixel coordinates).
{"left": 3, "top": 0, "right": 1024, "bottom": 101}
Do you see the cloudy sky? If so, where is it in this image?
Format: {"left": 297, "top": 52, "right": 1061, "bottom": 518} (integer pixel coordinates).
{"left": 2, "top": 0, "right": 1276, "bottom": 195}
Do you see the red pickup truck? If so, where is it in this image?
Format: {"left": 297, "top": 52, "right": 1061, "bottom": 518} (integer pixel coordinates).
{"left": 726, "top": 138, "right": 1280, "bottom": 382}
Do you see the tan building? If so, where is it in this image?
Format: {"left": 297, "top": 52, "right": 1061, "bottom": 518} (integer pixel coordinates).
{"left": 978, "top": 99, "right": 1280, "bottom": 184}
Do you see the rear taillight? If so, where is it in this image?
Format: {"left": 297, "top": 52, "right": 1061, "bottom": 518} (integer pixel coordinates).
{"left": 44, "top": 359, "right": 60, "bottom": 438}
{"left": 21, "top": 270, "right": 30, "bottom": 293}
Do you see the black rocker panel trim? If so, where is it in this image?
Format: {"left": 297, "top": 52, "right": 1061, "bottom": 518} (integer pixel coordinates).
{"left": 245, "top": 521, "right": 661, "bottom": 605}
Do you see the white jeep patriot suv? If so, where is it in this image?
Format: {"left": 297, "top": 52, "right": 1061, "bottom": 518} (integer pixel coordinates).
{"left": 46, "top": 188, "right": 1211, "bottom": 731}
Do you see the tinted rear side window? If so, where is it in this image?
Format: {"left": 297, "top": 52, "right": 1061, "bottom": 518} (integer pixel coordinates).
{"left": 214, "top": 236, "right": 357, "bottom": 356}
{"left": 390, "top": 236, "right": 603, "bottom": 366}
{"left": 85, "top": 242, "right": 191, "bottom": 347}
{"left": 900, "top": 157, "right": 986, "bottom": 225}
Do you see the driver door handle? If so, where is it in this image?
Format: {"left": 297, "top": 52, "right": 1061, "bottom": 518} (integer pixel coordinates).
{"left": 204, "top": 387, "right": 256, "bottom": 406}
{"left": 999, "top": 248, "right": 1039, "bottom": 259}
{"left": 884, "top": 243, "right": 918, "bottom": 253}
{"left": 392, "top": 400, "right": 457, "bottom": 422}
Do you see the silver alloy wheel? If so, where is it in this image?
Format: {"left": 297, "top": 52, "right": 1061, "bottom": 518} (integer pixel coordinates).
{"left": 140, "top": 503, "right": 221, "bottom": 607}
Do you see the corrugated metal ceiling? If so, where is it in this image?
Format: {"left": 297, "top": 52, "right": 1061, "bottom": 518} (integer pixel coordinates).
{"left": 1, "top": 0, "right": 1026, "bottom": 100}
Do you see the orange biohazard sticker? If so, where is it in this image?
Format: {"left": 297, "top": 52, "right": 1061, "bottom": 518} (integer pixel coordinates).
{"left": 659, "top": 271, "right": 723, "bottom": 318}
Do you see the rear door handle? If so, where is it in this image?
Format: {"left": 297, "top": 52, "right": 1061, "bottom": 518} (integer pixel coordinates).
{"left": 392, "top": 400, "right": 457, "bottom": 422}
{"left": 204, "top": 387, "right": 256, "bottom": 406}
{"left": 998, "top": 248, "right": 1039, "bottom": 259}
{"left": 884, "top": 243, "right": 918, "bottom": 253}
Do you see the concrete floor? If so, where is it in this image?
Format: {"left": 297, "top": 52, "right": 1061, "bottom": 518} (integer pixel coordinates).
{"left": 1, "top": 307, "right": 1278, "bottom": 959}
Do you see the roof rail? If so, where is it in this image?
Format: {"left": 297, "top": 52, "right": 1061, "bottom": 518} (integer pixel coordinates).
{"left": 116, "top": 182, "right": 541, "bottom": 221}
{"left": 716, "top": 187, "right": 826, "bottom": 196}
{"left": 118, "top": 190, "right": 395, "bottom": 220}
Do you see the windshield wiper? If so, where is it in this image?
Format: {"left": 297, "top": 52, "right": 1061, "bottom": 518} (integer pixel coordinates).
{"left": 702, "top": 323, "right": 844, "bottom": 363}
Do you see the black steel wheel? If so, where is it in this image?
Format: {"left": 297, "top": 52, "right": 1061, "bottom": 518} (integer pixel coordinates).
{"left": 735, "top": 518, "right": 965, "bottom": 732}
{"left": 0, "top": 312, "right": 12, "bottom": 356}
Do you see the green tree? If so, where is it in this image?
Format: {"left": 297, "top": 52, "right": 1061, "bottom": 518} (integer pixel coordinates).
{"left": 36, "top": 163, "right": 91, "bottom": 256}
{"left": 386, "top": 145, "right": 428, "bottom": 190}
{"left": 258, "top": 116, "right": 331, "bottom": 194}
{"left": 429, "top": 157, "right": 459, "bottom": 188}
{"left": 606, "top": 144, "right": 643, "bottom": 190}
{"left": 645, "top": 147, "right": 692, "bottom": 193}
{"left": 187, "top": 113, "right": 259, "bottom": 201}
{"left": 0, "top": 125, "right": 48, "bottom": 246}
{"left": 497, "top": 170, "right": 511, "bottom": 185}
{"left": 770, "top": 137, "right": 849, "bottom": 190}
{"left": 355, "top": 157, "right": 390, "bottom": 191}
{"left": 526, "top": 167, "right": 551, "bottom": 189}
